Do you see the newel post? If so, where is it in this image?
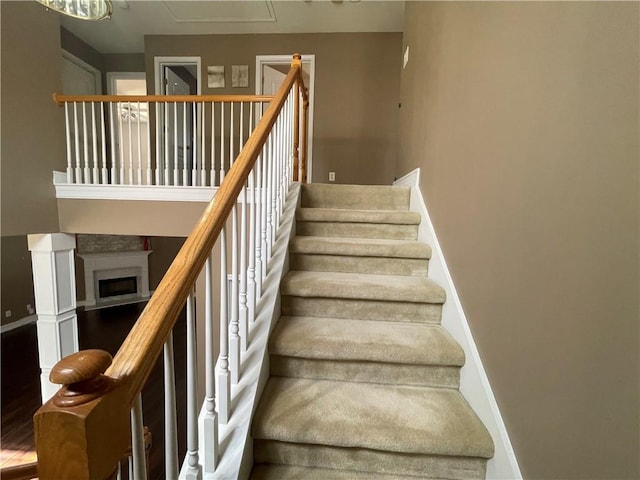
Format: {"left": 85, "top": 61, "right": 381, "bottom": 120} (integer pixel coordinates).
{"left": 28, "top": 233, "right": 79, "bottom": 402}
{"left": 292, "top": 53, "right": 302, "bottom": 182}
{"left": 34, "top": 350, "right": 131, "bottom": 480}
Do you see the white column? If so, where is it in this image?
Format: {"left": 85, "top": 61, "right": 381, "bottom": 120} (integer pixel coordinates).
{"left": 27, "top": 233, "right": 78, "bottom": 403}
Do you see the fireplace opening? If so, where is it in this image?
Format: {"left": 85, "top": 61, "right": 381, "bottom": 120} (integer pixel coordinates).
{"left": 99, "top": 276, "right": 138, "bottom": 299}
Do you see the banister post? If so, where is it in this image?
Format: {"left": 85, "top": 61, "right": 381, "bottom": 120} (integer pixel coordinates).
{"left": 34, "top": 350, "right": 131, "bottom": 480}
{"left": 291, "top": 54, "right": 301, "bottom": 182}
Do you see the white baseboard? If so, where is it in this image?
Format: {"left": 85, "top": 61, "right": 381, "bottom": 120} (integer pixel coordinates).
{"left": 394, "top": 169, "right": 522, "bottom": 480}
{"left": 1, "top": 315, "right": 37, "bottom": 334}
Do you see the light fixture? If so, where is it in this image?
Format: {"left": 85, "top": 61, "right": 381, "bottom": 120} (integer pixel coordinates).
{"left": 36, "top": 0, "right": 112, "bottom": 21}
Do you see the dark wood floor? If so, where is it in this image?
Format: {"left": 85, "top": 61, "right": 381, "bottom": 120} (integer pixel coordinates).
{"left": 1, "top": 303, "right": 187, "bottom": 480}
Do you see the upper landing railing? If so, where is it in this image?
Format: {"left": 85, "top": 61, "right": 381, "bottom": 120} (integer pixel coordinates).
{"left": 54, "top": 67, "right": 309, "bottom": 189}
{"left": 34, "top": 54, "right": 309, "bottom": 480}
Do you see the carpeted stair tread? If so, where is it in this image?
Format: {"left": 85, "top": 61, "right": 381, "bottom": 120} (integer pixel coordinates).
{"left": 250, "top": 464, "right": 435, "bottom": 479}
{"left": 252, "top": 377, "right": 495, "bottom": 459}
{"left": 290, "top": 235, "right": 431, "bottom": 259}
{"left": 270, "top": 316, "right": 464, "bottom": 366}
{"left": 297, "top": 208, "right": 421, "bottom": 225}
{"left": 301, "top": 183, "right": 411, "bottom": 211}
{"left": 281, "top": 271, "right": 446, "bottom": 304}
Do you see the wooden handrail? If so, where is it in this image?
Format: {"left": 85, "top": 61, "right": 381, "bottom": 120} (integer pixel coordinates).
{"left": 52, "top": 93, "right": 275, "bottom": 106}
{"left": 34, "top": 55, "right": 307, "bottom": 480}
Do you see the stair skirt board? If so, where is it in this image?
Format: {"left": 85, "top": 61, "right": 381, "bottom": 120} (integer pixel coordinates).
{"left": 249, "top": 182, "right": 497, "bottom": 480}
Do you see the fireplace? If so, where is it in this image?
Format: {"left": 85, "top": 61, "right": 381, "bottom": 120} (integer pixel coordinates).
{"left": 78, "top": 251, "right": 152, "bottom": 309}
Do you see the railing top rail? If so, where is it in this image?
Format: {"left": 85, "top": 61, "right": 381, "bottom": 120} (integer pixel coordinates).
{"left": 106, "top": 62, "right": 301, "bottom": 400}
{"left": 52, "top": 92, "right": 275, "bottom": 105}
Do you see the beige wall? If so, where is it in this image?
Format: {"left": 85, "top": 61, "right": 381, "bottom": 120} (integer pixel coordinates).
{"left": 398, "top": 2, "right": 639, "bottom": 479}
{"left": 1, "top": 1, "right": 65, "bottom": 236}
{"left": 0, "top": 237, "right": 36, "bottom": 326}
{"left": 145, "top": 33, "right": 402, "bottom": 185}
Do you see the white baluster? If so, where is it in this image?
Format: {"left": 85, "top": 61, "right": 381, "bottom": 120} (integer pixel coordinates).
{"left": 210, "top": 102, "right": 216, "bottom": 186}
{"left": 109, "top": 103, "right": 117, "bottom": 184}
{"left": 82, "top": 102, "right": 90, "bottom": 184}
{"left": 260, "top": 124, "right": 269, "bottom": 282}
{"left": 239, "top": 103, "right": 248, "bottom": 350}
{"left": 266, "top": 129, "right": 274, "bottom": 262}
{"left": 204, "top": 254, "right": 219, "bottom": 472}
{"left": 183, "top": 102, "right": 188, "bottom": 186}
{"left": 254, "top": 145, "right": 263, "bottom": 299}
{"left": 200, "top": 102, "right": 206, "bottom": 186}
{"left": 164, "top": 102, "right": 170, "bottom": 185}
{"left": 220, "top": 102, "right": 225, "bottom": 182}
{"left": 247, "top": 103, "right": 256, "bottom": 325}
{"left": 230, "top": 102, "right": 235, "bottom": 167}
{"left": 155, "top": 103, "right": 161, "bottom": 185}
{"left": 64, "top": 103, "right": 73, "bottom": 183}
{"left": 91, "top": 102, "right": 98, "bottom": 184}
{"left": 174, "top": 102, "right": 179, "bottom": 185}
{"left": 145, "top": 102, "right": 152, "bottom": 185}
{"left": 118, "top": 103, "right": 125, "bottom": 185}
{"left": 218, "top": 227, "right": 231, "bottom": 424}
{"left": 136, "top": 101, "right": 142, "bottom": 185}
{"left": 193, "top": 103, "right": 198, "bottom": 186}
{"left": 185, "top": 290, "right": 202, "bottom": 480}
{"left": 230, "top": 202, "right": 240, "bottom": 384}
{"left": 116, "top": 462, "right": 122, "bottom": 480}
{"left": 130, "top": 393, "right": 147, "bottom": 480}
{"left": 73, "top": 102, "right": 82, "bottom": 183}
{"left": 164, "top": 331, "right": 179, "bottom": 479}
{"left": 100, "top": 103, "right": 108, "bottom": 184}
{"left": 128, "top": 102, "right": 134, "bottom": 185}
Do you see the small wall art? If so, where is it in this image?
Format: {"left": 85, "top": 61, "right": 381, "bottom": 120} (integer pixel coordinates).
{"left": 232, "top": 65, "right": 249, "bottom": 88}
{"left": 207, "top": 66, "right": 225, "bottom": 88}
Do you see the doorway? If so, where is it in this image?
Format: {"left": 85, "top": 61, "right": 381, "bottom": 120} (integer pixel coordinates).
{"left": 255, "top": 55, "right": 315, "bottom": 182}
{"left": 154, "top": 57, "right": 201, "bottom": 186}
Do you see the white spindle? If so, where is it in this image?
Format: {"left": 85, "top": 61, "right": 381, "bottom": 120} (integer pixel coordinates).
{"left": 204, "top": 254, "right": 219, "bottom": 472}
{"left": 239, "top": 102, "right": 248, "bottom": 350}
{"left": 82, "top": 102, "right": 90, "bottom": 184}
{"left": 163, "top": 331, "right": 179, "bottom": 479}
{"left": 130, "top": 393, "right": 147, "bottom": 480}
{"left": 230, "top": 102, "right": 235, "bottom": 167}
{"left": 127, "top": 102, "right": 134, "bottom": 185}
{"left": 116, "top": 462, "right": 122, "bottom": 480}
{"left": 73, "top": 103, "right": 82, "bottom": 183}
{"left": 185, "top": 290, "right": 202, "bottom": 480}
{"left": 210, "top": 102, "right": 216, "bottom": 186}
{"left": 118, "top": 103, "right": 125, "bottom": 184}
{"left": 136, "top": 102, "right": 142, "bottom": 185}
{"left": 100, "top": 103, "right": 108, "bottom": 184}
{"left": 91, "top": 102, "right": 98, "bottom": 184}
{"left": 200, "top": 102, "right": 206, "bottom": 186}
{"left": 173, "top": 102, "right": 179, "bottom": 185}
{"left": 220, "top": 102, "right": 225, "bottom": 182}
{"left": 247, "top": 103, "right": 256, "bottom": 325}
{"left": 145, "top": 102, "right": 152, "bottom": 185}
{"left": 183, "top": 102, "right": 188, "bottom": 186}
{"left": 155, "top": 103, "right": 161, "bottom": 185}
{"left": 230, "top": 208, "right": 240, "bottom": 384}
{"left": 260, "top": 108, "right": 268, "bottom": 282}
{"left": 218, "top": 227, "right": 231, "bottom": 424}
{"left": 265, "top": 129, "right": 274, "bottom": 262}
{"left": 64, "top": 103, "right": 73, "bottom": 183}
{"left": 193, "top": 103, "right": 198, "bottom": 186}
{"left": 110, "top": 103, "right": 117, "bottom": 184}
{"left": 164, "top": 102, "right": 170, "bottom": 185}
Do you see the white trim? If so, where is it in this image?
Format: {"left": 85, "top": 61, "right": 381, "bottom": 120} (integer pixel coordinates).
{"left": 154, "top": 56, "right": 202, "bottom": 95}
{"left": 1, "top": 315, "right": 37, "bottom": 334}
{"left": 106, "top": 72, "right": 147, "bottom": 95}
{"left": 54, "top": 182, "right": 218, "bottom": 202}
{"left": 394, "top": 168, "right": 523, "bottom": 480}
{"left": 62, "top": 50, "right": 102, "bottom": 94}
{"left": 255, "top": 54, "right": 315, "bottom": 183}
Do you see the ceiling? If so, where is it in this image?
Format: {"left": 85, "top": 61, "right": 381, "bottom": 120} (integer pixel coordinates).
{"left": 60, "top": 0, "right": 405, "bottom": 54}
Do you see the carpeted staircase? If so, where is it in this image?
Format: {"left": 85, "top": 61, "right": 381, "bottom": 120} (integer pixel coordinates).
{"left": 250, "top": 183, "right": 494, "bottom": 479}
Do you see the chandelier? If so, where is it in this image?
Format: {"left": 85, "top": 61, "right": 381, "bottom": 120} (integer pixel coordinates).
{"left": 36, "top": 0, "right": 112, "bottom": 21}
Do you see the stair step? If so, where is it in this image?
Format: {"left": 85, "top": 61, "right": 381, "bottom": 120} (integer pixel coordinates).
{"left": 301, "top": 183, "right": 411, "bottom": 211}
{"left": 281, "top": 271, "right": 446, "bottom": 323}
{"left": 270, "top": 316, "right": 463, "bottom": 387}
{"left": 251, "top": 464, "right": 436, "bottom": 479}
{"left": 290, "top": 236, "right": 430, "bottom": 276}
{"left": 296, "top": 208, "right": 420, "bottom": 240}
{"left": 252, "top": 377, "right": 494, "bottom": 478}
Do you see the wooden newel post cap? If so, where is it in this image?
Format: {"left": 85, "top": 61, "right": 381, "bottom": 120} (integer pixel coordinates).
{"left": 50, "top": 349, "right": 117, "bottom": 407}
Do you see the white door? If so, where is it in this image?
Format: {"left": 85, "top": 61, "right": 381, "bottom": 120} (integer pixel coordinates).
{"left": 164, "top": 67, "right": 192, "bottom": 186}
{"left": 256, "top": 55, "right": 315, "bottom": 182}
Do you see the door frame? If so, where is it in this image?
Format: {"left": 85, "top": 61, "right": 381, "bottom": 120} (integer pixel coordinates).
{"left": 255, "top": 54, "right": 315, "bottom": 183}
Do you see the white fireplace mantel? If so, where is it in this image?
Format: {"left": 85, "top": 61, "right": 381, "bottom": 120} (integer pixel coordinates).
{"left": 78, "top": 251, "right": 152, "bottom": 308}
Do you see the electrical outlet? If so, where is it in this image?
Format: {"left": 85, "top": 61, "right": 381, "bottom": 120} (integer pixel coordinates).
{"left": 4, "top": 310, "right": 11, "bottom": 318}
{"left": 329, "top": 172, "right": 336, "bottom": 182}
{"left": 27, "top": 304, "right": 35, "bottom": 314}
